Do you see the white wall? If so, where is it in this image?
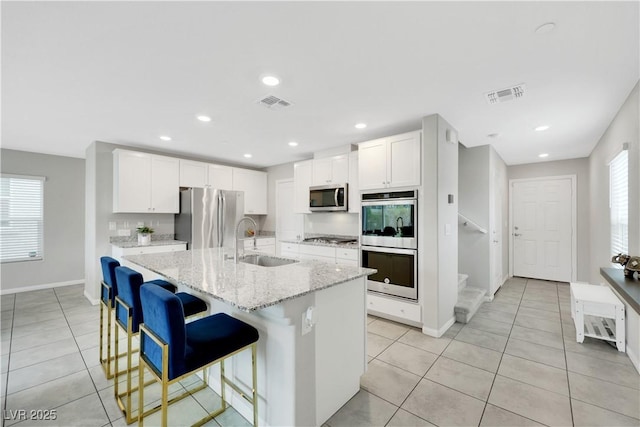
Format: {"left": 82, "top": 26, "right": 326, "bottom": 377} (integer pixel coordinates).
{"left": 458, "top": 145, "right": 491, "bottom": 291}
{"left": 588, "top": 82, "right": 639, "bottom": 371}
{"left": 508, "top": 157, "right": 590, "bottom": 282}
{"left": 1, "top": 149, "right": 85, "bottom": 292}
{"left": 491, "top": 146, "right": 510, "bottom": 284}
{"left": 421, "top": 114, "right": 459, "bottom": 336}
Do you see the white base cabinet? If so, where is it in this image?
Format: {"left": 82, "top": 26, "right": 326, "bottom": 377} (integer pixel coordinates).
{"left": 367, "top": 292, "right": 422, "bottom": 326}
{"left": 280, "top": 242, "right": 358, "bottom": 266}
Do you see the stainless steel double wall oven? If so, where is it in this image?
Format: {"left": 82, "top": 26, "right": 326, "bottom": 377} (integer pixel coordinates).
{"left": 361, "top": 190, "right": 418, "bottom": 300}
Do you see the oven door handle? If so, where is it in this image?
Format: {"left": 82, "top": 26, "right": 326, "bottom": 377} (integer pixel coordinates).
{"left": 361, "top": 245, "right": 417, "bottom": 255}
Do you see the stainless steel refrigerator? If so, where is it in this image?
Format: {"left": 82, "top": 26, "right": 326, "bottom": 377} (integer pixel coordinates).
{"left": 175, "top": 188, "right": 245, "bottom": 250}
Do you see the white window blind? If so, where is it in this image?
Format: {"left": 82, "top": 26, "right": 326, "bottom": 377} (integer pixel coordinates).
{"left": 610, "top": 149, "right": 628, "bottom": 257}
{"left": 0, "top": 174, "right": 44, "bottom": 263}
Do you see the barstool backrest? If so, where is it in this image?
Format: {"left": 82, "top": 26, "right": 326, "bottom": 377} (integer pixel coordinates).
{"left": 114, "top": 266, "right": 145, "bottom": 333}
{"left": 100, "top": 256, "right": 120, "bottom": 303}
{"left": 140, "top": 284, "right": 187, "bottom": 380}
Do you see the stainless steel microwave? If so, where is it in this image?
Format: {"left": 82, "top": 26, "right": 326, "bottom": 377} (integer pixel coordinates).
{"left": 309, "top": 183, "right": 348, "bottom": 212}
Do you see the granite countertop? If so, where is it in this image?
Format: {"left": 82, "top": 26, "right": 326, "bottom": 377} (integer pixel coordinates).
{"left": 280, "top": 234, "right": 360, "bottom": 249}
{"left": 111, "top": 239, "right": 188, "bottom": 249}
{"left": 600, "top": 267, "right": 640, "bottom": 314}
{"left": 125, "top": 248, "right": 376, "bottom": 312}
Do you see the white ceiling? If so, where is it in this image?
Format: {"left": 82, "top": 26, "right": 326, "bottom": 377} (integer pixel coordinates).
{"left": 2, "top": 2, "right": 638, "bottom": 168}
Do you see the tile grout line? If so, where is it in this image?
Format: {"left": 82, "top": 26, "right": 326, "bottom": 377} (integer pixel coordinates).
{"left": 54, "top": 286, "right": 112, "bottom": 425}
{"left": 476, "top": 278, "right": 525, "bottom": 426}
{"left": 2, "top": 295, "right": 17, "bottom": 423}
{"left": 557, "top": 281, "right": 576, "bottom": 427}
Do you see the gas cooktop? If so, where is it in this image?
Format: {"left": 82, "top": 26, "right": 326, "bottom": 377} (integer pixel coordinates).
{"left": 302, "top": 236, "right": 358, "bottom": 245}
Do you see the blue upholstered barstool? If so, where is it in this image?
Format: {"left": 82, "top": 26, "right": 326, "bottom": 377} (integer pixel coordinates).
{"left": 138, "top": 284, "right": 259, "bottom": 427}
{"left": 114, "top": 266, "right": 207, "bottom": 423}
{"left": 100, "top": 257, "right": 179, "bottom": 379}
{"left": 99, "top": 256, "right": 129, "bottom": 379}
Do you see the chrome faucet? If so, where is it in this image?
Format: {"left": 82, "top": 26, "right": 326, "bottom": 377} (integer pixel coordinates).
{"left": 235, "top": 216, "right": 258, "bottom": 263}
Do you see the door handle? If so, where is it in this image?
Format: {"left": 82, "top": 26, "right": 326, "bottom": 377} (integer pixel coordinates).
{"left": 514, "top": 233, "right": 521, "bottom": 237}
{"left": 334, "top": 188, "right": 339, "bottom": 207}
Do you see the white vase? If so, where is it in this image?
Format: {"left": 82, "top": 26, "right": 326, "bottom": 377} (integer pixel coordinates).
{"left": 138, "top": 233, "right": 151, "bottom": 246}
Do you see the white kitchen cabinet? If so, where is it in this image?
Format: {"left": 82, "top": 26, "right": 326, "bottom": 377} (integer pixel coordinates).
{"left": 358, "top": 131, "right": 421, "bottom": 190}
{"left": 179, "top": 160, "right": 208, "bottom": 188}
{"left": 336, "top": 247, "right": 359, "bottom": 267}
{"left": 245, "top": 237, "right": 276, "bottom": 255}
{"left": 113, "top": 149, "right": 179, "bottom": 213}
{"left": 293, "top": 160, "right": 313, "bottom": 213}
{"left": 232, "top": 168, "right": 267, "bottom": 215}
{"left": 208, "top": 164, "right": 233, "bottom": 190}
{"left": 312, "top": 155, "right": 349, "bottom": 186}
{"left": 298, "top": 244, "right": 336, "bottom": 263}
{"left": 367, "top": 292, "right": 421, "bottom": 325}
{"left": 348, "top": 151, "right": 360, "bottom": 214}
{"left": 280, "top": 242, "right": 300, "bottom": 258}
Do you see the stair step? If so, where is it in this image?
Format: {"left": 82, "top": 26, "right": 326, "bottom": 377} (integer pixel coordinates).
{"left": 454, "top": 287, "right": 486, "bottom": 324}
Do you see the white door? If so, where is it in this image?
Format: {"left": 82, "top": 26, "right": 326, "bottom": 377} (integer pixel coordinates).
{"left": 276, "top": 180, "right": 303, "bottom": 255}
{"left": 512, "top": 178, "right": 573, "bottom": 282}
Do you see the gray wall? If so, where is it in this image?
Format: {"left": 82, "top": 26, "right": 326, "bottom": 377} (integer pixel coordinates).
{"left": 589, "top": 82, "right": 639, "bottom": 284}
{"left": 508, "top": 157, "right": 590, "bottom": 282}
{"left": 458, "top": 145, "right": 491, "bottom": 290}
{"left": 421, "top": 115, "right": 459, "bottom": 335}
{"left": 1, "top": 149, "right": 85, "bottom": 291}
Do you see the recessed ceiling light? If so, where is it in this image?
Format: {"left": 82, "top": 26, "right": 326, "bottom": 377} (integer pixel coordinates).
{"left": 262, "top": 75, "right": 280, "bottom": 86}
{"left": 487, "top": 133, "right": 500, "bottom": 138}
{"left": 243, "top": 153, "right": 252, "bottom": 158}
{"left": 197, "top": 115, "right": 211, "bottom": 122}
{"left": 535, "top": 22, "right": 556, "bottom": 34}
{"left": 159, "top": 136, "right": 172, "bottom": 141}
{"left": 355, "top": 123, "right": 367, "bottom": 129}
{"left": 535, "top": 125, "right": 550, "bottom": 131}
{"left": 288, "top": 141, "right": 298, "bottom": 147}
{"left": 539, "top": 153, "right": 549, "bottom": 158}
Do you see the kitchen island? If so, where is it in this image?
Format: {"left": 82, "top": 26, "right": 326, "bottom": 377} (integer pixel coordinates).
{"left": 125, "top": 248, "right": 376, "bottom": 426}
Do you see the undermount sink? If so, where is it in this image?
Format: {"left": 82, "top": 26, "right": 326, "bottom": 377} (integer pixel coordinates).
{"left": 240, "top": 254, "right": 299, "bottom": 267}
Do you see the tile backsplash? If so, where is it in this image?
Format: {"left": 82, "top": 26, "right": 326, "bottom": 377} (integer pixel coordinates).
{"left": 106, "top": 214, "right": 174, "bottom": 239}
{"left": 304, "top": 212, "right": 359, "bottom": 237}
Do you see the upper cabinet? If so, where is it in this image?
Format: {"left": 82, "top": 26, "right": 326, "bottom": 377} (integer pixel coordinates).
{"left": 358, "top": 131, "right": 421, "bottom": 190}
{"left": 179, "top": 160, "right": 208, "bottom": 188}
{"left": 293, "top": 160, "right": 313, "bottom": 213}
{"left": 232, "top": 168, "right": 267, "bottom": 215}
{"left": 208, "top": 164, "right": 233, "bottom": 190}
{"left": 113, "top": 149, "right": 179, "bottom": 213}
{"left": 312, "top": 155, "right": 349, "bottom": 186}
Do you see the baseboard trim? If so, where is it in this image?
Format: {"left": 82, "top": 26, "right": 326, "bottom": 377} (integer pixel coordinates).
{"left": 422, "top": 316, "right": 455, "bottom": 338}
{"left": 84, "top": 290, "right": 100, "bottom": 306}
{"left": 0, "top": 279, "right": 84, "bottom": 295}
{"left": 627, "top": 344, "right": 640, "bottom": 375}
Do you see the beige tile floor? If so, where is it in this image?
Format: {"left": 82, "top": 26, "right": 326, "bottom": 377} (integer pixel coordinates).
{"left": 328, "top": 278, "right": 640, "bottom": 427}
{"left": 1, "top": 279, "right": 639, "bottom": 426}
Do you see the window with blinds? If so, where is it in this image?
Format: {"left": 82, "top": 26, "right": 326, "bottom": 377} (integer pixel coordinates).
{"left": 610, "top": 149, "right": 628, "bottom": 258}
{"left": 0, "top": 174, "right": 45, "bottom": 263}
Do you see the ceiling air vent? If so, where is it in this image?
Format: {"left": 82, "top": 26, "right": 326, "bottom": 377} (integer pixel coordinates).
{"left": 257, "top": 95, "right": 292, "bottom": 110}
{"left": 485, "top": 84, "right": 526, "bottom": 105}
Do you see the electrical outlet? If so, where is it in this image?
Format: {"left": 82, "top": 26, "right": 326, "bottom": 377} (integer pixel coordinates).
{"left": 108, "top": 222, "right": 116, "bottom": 231}
{"left": 118, "top": 229, "right": 131, "bottom": 237}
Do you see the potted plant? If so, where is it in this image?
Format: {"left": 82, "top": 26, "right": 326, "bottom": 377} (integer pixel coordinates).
{"left": 137, "top": 226, "right": 154, "bottom": 246}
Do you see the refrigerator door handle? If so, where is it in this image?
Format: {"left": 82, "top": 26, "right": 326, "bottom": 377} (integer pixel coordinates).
{"left": 218, "top": 192, "right": 225, "bottom": 247}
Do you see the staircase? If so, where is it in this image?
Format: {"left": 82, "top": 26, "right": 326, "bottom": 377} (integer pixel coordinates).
{"left": 454, "top": 274, "right": 486, "bottom": 323}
